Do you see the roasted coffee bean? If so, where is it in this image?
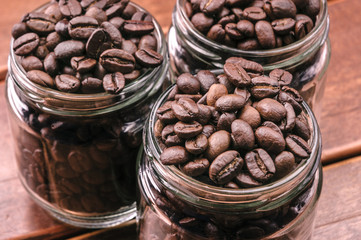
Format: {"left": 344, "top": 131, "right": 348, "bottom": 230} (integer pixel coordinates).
{"left": 245, "top": 148, "right": 275, "bottom": 182}
{"left": 196, "top": 70, "right": 218, "bottom": 94}
{"left": 177, "top": 73, "right": 201, "bottom": 95}
{"left": 101, "top": 21, "right": 123, "bottom": 47}
{"left": 278, "top": 86, "right": 303, "bottom": 114}
{"left": 255, "top": 20, "right": 276, "bottom": 49}
{"left": 263, "top": 0, "right": 297, "bottom": 19}
{"left": 157, "top": 101, "right": 178, "bottom": 124}
{"left": 54, "top": 40, "right": 85, "bottom": 59}
{"left": 123, "top": 70, "right": 140, "bottom": 81}
{"left": 255, "top": 126, "right": 285, "bottom": 154}
{"left": 242, "top": 7, "right": 267, "bottom": 21}
{"left": 279, "top": 102, "right": 296, "bottom": 132}
{"left": 21, "top": 56, "right": 43, "bottom": 71}
{"left": 274, "top": 151, "right": 296, "bottom": 179}
{"left": 191, "top": 12, "right": 214, "bottom": 34}
{"left": 135, "top": 48, "right": 163, "bottom": 67}
{"left": 225, "top": 23, "right": 243, "bottom": 40}
{"left": 123, "top": 20, "right": 155, "bottom": 36}
{"left": 105, "top": 1, "right": 129, "bottom": 19}
{"left": 295, "top": 19, "right": 313, "bottom": 40}
{"left": 85, "top": 7, "right": 107, "bottom": 24}
{"left": 138, "top": 35, "right": 157, "bottom": 51}
{"left": 24, "top": 12, "right": 56, "bottom": 34}
{"left": 207, "top": 84, "right": 228, "bottom": 106}
{"left": 59, "top": 0, "right": 82, "bottom": 18}
{"left": 207, "top": 24, "right": 226, "bottom": 42}
{"left": 233, "top": 87, "right": 251, "bottom": 102}
{"left": 272, "top": 18, "right": 296, "bottom": 35}
{"left": 294, "top": 116, "right": 311, "bottom": 141}
{"left": 172, "top": 98, "right": 199, "bottom": 122}
{"left": 46, "top": 32, "right": 62, "bottom": 51}
{"left": 217, "top": 112, "right": 236, "bottom": 131}
{"left": 237, "top": 38, "right": 260, "bottom": 50}
{"left": 99, "top": 49, "right": 135, "bottom": 73}
{"left": 34, "top": 45, "right": 49, "bottom": 59}
{"left": 174, "top": 121, "right": 203, "bottom": 139}
{"left": 44, "top": 52, "right": 59, "bottom": 76}
{"left": 103, "top": 72, "right": 125, "bottom": 94}
{"left": 81, "top": 77, "right": 103, "bottom": 93}
{"left": 55, "top": 19, "right": 70, "bottom": 37}
{"left": 181, "top": 158, "right": 209, "bottom": 177}
{"left": 231, "top": 119, "right": 255, "bottom": 150}
{"left": 13, "top": 33, "right": 39, "bottom": 56}
{"left": 86, "top": 29, "right": 108, "bottom": 58}
{"left": 68, "top": 16, "right": 99, "bottom": 39}
{"left": 27, "top": 70, "right": 54, "bottom": 87}
{"left": 236, "top": 20, "right": 255, "bottom": 37}
{"left": 209, "top": 150, "right": 243, "bottom": 185}
{"left": 162, "top": 124, "right": 184, "bottom": 147}
{"left": 262, "top": 121, "right": 283, "bottom": 137}
{"left": 237, "top": 105, "right": 261, "bottom": 129}
{"left": 185, "top": 134, "right": 208, "bottom": 155}
{"left": 224, "top": 62, "right": 251, "bottom": 87}
{"left": 251, "top": 76, "right": 280, "bottom": 99}
{"left": 160, "top": 146, "right": 190, "bottom": 165}
{"left": 205, "top": 130, "right": 231, "bottom": 160}
{"left": 202, "top": 124, "right": 216, "bottom": 138}
{"left": 226, "top": 57, "right": 263, "bottom": 76}
{"left": 217, "top": 74, "right": 235, "bottom": 93}
{"left": 235, "top": 172, "right": 262, "bottom": 187}
{"left": 11, "top": 22, "right": 28, "bottom": 39}
{"left": 256, "top": 98, "right": 287, "bottom": 122}
{"left": 285, "top": 134, "right": 311, "bottom": 159}
{"left": 200, "top": 0, "right": 225, "bottom": 15}
{"left": 303, "top": 0, "right": 320, "bottom": 19}
{"left": 269, "top": 69, "right": 293, "bottom": 86}
{"left": 215, "top": 94, "right": 246, "bottom": 112}
{"left": 70, "top": 56, "right": 97, "bottom": 73}
{"left": 55, "top": 74, "right": 81, "bottom": 92}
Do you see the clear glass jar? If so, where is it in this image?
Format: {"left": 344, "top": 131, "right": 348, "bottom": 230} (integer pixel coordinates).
{"left": 5, "top": 2, "right": 169, "bottom": 229}
{"left": 137, "top": 85, "right": 323, "bottom": 240}
{"left": 168, "top": 0, "right": 330, "bottom": 118}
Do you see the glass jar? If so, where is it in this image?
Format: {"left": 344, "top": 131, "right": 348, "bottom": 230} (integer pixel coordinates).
{"left": 5, "top": 2, "right": 169, "bottom": 228}
{"left": 137, "top": 85, "right": 322, "bottom": 240}
{"left": 168, "top": 0, "right": 330, "bottom": 118}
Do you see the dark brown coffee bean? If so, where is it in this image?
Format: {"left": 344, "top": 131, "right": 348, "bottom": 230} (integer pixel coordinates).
{"left": 55, "top": 19, "right": 70, "bottom": 37}
{"left": 160, "top": 146, "right": 190, "bottom": 165}
{"left": 59, "top": 0, "right": 82, "bottom": 18}
{"left": 237, "top": 105, "right": 261, "bottom": 129}
{"left": 285, "top": 134, "right": 311, "bottom": 159}
{"left": 54, "top": 40, "right": 85, "bottom": 59}
{"left": 303, "top": 0, "right": 320, "bottom": 19}
{"left": 217, "top": 112, "right": 236, "bottom": 131}
{"left": 262, "top": 121, "right": 283, "bottom": 137}
{"left": 226, "top": 57, "right": 264, "bottom": 76}
{"left": 295, "top": 19, "right": 313, "bottom": 40}
{"left": 55, "top": 74, "right": 81, "bottom": 92}
{"left": 123, "top": 20, "right": 155, "bottom": 36}
{"left": 185, "top": 134, "right": 208, "bottom": 155}
{"left": 69, "top": 16, "right": 99, "bottom": 39}
{"left": 191, "top": 12, "right": 214, "bottom": 34}
{"left": 101, "top": 21, "right": 123, "bottom": 47}
{"left": 272, "top": 18, "right": 296, "bottom": 35}
{"left": 202, "top": 124, "right": 216, "bottom": 138}
{"left": 263, "top": 0, "right": 297, "bottom": 19}
{"left": 135, "top": 48, "right": 163, "bottom": 67}
{"left": 294, "top": 115, "right": 311, "bottom": 141}
{"left": 255, "top": 20, "right": 276, "bottom": 49}
{"left": 105, "top": 1, "right": 129, "bottom": 19}
{"left": 290, "top": 0, "right": 306, "bottom": 9}
{"left": 235, "top": 172, "right": 262, "bottom": 187}
{"left": 278, "top": 86, "right": 303, "bottom": 114}
{"left": 85, "top": 6, "right": 107, "bottom": 24}
{"left": 11, "top": 22, "right": 28, "bottom": 39}
{"left": 180, "top": 158, "right": 210, "bottom": 177}
{"left": 215, "top": 94, "right": 246, "bottom": 112}
{"left": 237, "top": 38, "right": 260, "bottom": 50}
{"left": 138, "top": 34, "right": 157, "bottom": 50}
{"left": 224, "top": 62, "right": 251, "bottom": 87}
{"left": 86, "top": 29, "right": 108, "bottom": 58}
{"left": 209, "top": 150, "right": 243, "bottom": 185}
{"left": 24, "top": 12, "right": 56, "bottom": 34}
{"left": 225, "top": 23, "right": 243, "bottom": 40}
{"left": 269, "top": 69, "right": 293, "bottom": 86}
{"left": 177, "top": 73, "right": 201, "bottom": 95}
{"left": 217, "top": 74, "right": 235, "bottom": 93}
{"left": 162, "top": 124, "right": 184, "bottom": 147}
{"left": 245, "top": 148, "right": 275, "bottom": 182}
{"left": 13, "top": 33, "right": 39, "bottom": 56}
{"left": 21, "top": 56, "right": 43, "bottom": 71}
{"left": 172, "top": 98, "right": 199, "bottom": 122}
{"left": 255, "top": 126, "right": 285, "bottom": 154}
{"left": 100, "top": 49, "right": 135, "bottom": 73}
{"left": 174, "top": 121, "right": 203, "bottom": 139}
{"left": 256, "top": 98, "right": 287, "bottom": 122}
{"left": 205, "top": 130, "right": 231, "bottom": 160}
{"left": 157, "top": 101, "right": 178, "bottom": 124}
{"left": 81, "top": 77, "right": 103, "bottom": 93}
{"left": 236, "top": 20, "right": 255, "bottom": 37}
{"left": 233, "top": 87, "right": 251, "bottom": 102}
{"left": 274, "top": 151, "right": 296, "bottom": 179}
{"left": 250, "top": 76, "right": 280, "bottom": 99}
{"left": 26, "top": 70, "right": 54, "bottom": 88}
{"left": 46, "top": 32, "right": 62, "bottom": 51}
{"left": 243, "top": 7, "right": 267, "bottom": 21}
{"left": 231, "top": 119, "right": 255, "bottom": 150}
{"left": 206, "top": 24, "right": 226, "bottom": 43}
{"left": 123, "top": 70, "right": 140, "bottom": 81}
{"left": 279, "top": 102, "right": 296, "bottom": 132}
{"left": 44, "top": 52, "right": 59, "bottom": 76}
{"left": 70, "top": 56, "right": 97, "bottom": 73}
{"left": 200, "top": 0, "right": 226, "bottom": 15}
{"left": 196, "top": 70, "right": 218, "bottom": 94}
{"left": 103, "top": 72, "right": 125, "bottom": 94}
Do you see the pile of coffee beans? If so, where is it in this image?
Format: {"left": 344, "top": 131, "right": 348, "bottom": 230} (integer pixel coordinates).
{"left": 12, "top": 0, "right": 163, "bottom": 94}
{"left": 185, "top": 0, "right": 320, "bottom": 49}
{"left": 156, "top": 57, "right": 312, "bottom": 187}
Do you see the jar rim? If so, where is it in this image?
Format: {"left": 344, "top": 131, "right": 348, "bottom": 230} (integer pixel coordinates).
{"left": 175, "top": 0, "right": 329, "bottom": 58}
{"left": 8, "top": 1, "right": 168, "bottom": 104}
{"left": 144, "top": 84, "right": 321, "bottom": 202}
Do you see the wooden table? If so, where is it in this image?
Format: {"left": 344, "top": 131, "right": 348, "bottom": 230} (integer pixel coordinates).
{"left": 1, "top": 0, "right": 361, "bottom": 239}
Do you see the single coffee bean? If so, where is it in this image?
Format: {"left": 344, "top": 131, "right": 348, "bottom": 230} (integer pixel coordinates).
{"left": 46, "top": 32, "right": 63, "bottom": 51}
{"left": 202, "top": 124, "right": 216, "bottom": 138}
{"left": 13, "top": 32, "right": 39, "bottom": 56}
{"left": 256, "top": 98, "right": 287, "bottom": 122}
{"left": 162, "top": 124, "right": 184, "bottom": 147}
{"left": 123, "top": 20, "right": 155, "bottom": 36}
{"left": 103, "top": 72, "right": 125, "bottom": 94}
{"left": 105, "top": 1, "right": 129, "bottom": 19}
{"left": 185, "top": 134, "right": 208, "bottom": 155}
{"left": 250, "top": 76, "right": 280, "bottom": 99}
{"left": 86, "top": 29, "right": 108, "bottom": 58}
{"left": 209, "top": 150, "right": 243, "bottom": 184}
{"left": 138, "top": 34, "right": 157, "bottom": 50}
{"left": 237, "top": 38, "right": 260, "bottom": 50}
{"left": 26, "top": 70, "right": 54, "bottom": 87}
{"left": 285, "top": 134, "right": 311, "bottom": 159}
{"left": 123, "top": 70, "right": 140, "bottom": 81}
{"left": 295, "top": 19, "right": 313, "bottom": 40}
{"left": 303, "top": 0, "right": 320, "bottom": 19}
{"left": 81, "top": 77, "right": 103, "bottom": 93}
{"left": 157, "top": 101, "right": 178, "bottom": 124}
{"left": 59, "top": 0, "right": 82, "bottom": 18}
{"left": 225, "top": 57, "right": 263, "bottom": 76}
{"left": 160, "top": 146, "right": 190, "bottom": 165}
{"left": 24, "top": 12, "right": 56, "bottom": 34}
{"left": 224, "top": 62, "right": 251, "bottom": 87}
{"left": 255, "top": 20, "right": 276, "bottom": 49}
{"left": 177, "top": 73, "right": 201, "bottom": 95}
{"left": 99, "top": 48, "right": 135, "bottom": 73}
{"left": 101, "top": 21, "right": 123, "bottom": 47}
{"left": 207, "top": 24, "right": 226, "bottom": 42}
{"left": 68, "top": 16, "right": 99, "bottom": 39}
{"left": 274, "top": 151, "right": 296, "bottom": 179}
{"left": 278, "top": 86, "right": 303, "bottom": 114}
{"left": 200, "top": 0, "right": 226, "bottom": 15}
{"left": 196, "top": 70, "right": 218, "bottom": 94}
{"left": 263, "top": 0, "right": 297, "bottom": 19}
{"left": 279, "top": 102, "right": 296, "bottom": 132}
{"left": 255, "top": 126, "right": 285, "bottom": 154}
{"left": 272, "top": 18, "right": 296, "bottom": 35}
{"left": 269, "top": 69, "right": 293, "bottom": 86}
{"left": 233, "top": 87, "right": 251, "bottom": 102}
{"left": 44, "top": 52, "right": 59, "bottom": 76}
{"left": 294, "top": 115, "right": 311, "bottom": 141}
{"left": 191, "top": 12, "right": 214, "bottom": 34}
{"left": 85, "top": 6, "right": 107, "bottom": 24}
{"left": 217, "top": 74, "right": 235, "bottom": 93}
{"left": 21, "top": 56, "right": 43, "bottom": 71}
{"left": 55, "top": 74, "right": 81, "bottom": 92}
{"left": 171, "top": 97, "right": 199, "bottom": 122}
{"left": 262, "top": 121, "right": 283, "bottom": 136}
{"left": 54, "top": 40, "right": 85, "bottom": 59}
{"left": 70, "top": 56, "right": 97, "bottom": 73}
{"left": 11, "top": 22, "right": 28, "bottom": 39}
{"left": 205, "top": 130, "right": 231, "bottom": 160}
{"left": 237, "top": 105, "right": 261, "bottom": 129}
{"left": 235, "top": 172, "right": 262, "bottom": 187}
{"left": 217, "top": 112, "right": 236, "bottom": 131}
{"left": 245, "top": 148, "right": 275, "bottom": 182}
{"left": 231, "top": 119, "right": 255, "bottom": 150}
{"left": 242, "top": 7, "right": 267, "bottom": 21}
{"left": 236, "top": 20, "right": 255, "bottom": 37}
{"left": 181, "top": 158, "right": 210, "bottom": 177}
{"left": 215, "top": 94, "right": 246, "bottom": 112}
{"left": 225, "top": 23, "right": 243, "bottom": 40}
{"left": 135, "top": 48, "right": 163, "bottom": 67}
{"left": 55, "top": 19, "right": 70, "bottom": 37}
{"left": 174, "top": 121, "right": 203, "bottom": 139}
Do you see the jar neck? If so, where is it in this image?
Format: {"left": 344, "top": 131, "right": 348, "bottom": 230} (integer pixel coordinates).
{"left": 142, "top": 85, "right": 322, "bottom": 212}
{"left": 7, "top": 2, "right": 169, "bottom": 117}
{"left": 173, "top": 0, "right": 329, "bottom": 71}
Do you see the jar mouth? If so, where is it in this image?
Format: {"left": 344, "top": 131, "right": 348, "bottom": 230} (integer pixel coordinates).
{"left": 175, "top": 0, "right": 329, "bottom": 58}
{"left": 145, "top": 84, "right": 321, "bottom": 200}
{"left": 8, "top": 1, "right": 168, "bottom": 104}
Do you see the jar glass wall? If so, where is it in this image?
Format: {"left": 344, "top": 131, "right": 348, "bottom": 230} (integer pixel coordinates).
{"left": 137, "top": 85, "right": 323, "bottom": 240}
{"left": 168, "top": 0, "right": 331, "bottom": 118}
{"left": 6, "top": 1, "right": 169, "bottom": 229}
